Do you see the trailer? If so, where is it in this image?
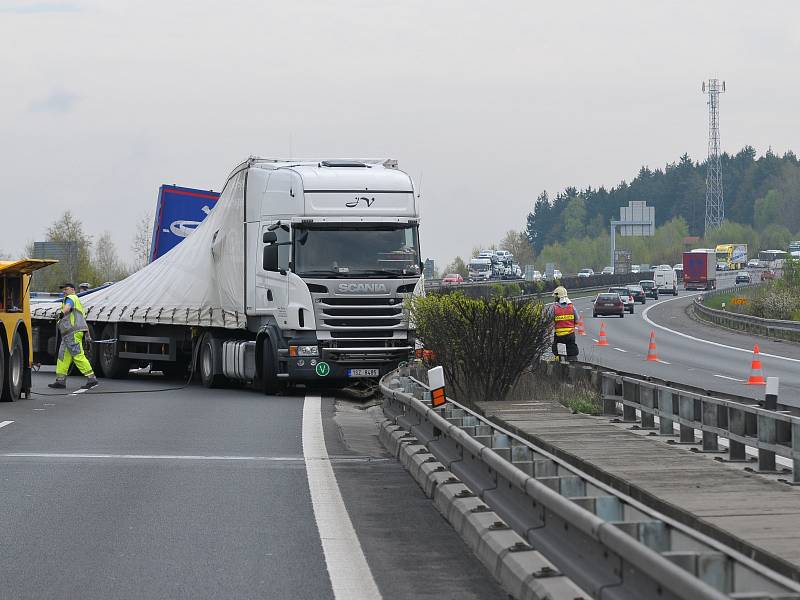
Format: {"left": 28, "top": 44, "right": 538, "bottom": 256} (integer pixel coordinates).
{"left": 683, "top": 249, "right": 716, "bottom": 291}
{"left": 32, "top": 158, "right": 423, "bottom": 392}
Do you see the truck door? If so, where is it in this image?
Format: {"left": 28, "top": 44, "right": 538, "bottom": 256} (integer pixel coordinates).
{"left": 254, "top": 221, "right": 290, "bottom": 325}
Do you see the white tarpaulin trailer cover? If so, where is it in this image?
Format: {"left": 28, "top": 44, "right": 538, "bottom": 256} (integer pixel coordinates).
{"left": 32, "top": 166, "right": 248, "bottom": 329}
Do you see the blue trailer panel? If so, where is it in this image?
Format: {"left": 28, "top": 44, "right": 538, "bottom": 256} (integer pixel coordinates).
{"left": 149, "top": 185, "right": 220, "bottom": 262}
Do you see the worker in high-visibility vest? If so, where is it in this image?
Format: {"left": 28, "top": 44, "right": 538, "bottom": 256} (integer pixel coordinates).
{"left": 550, "top": 286, "right": 579, "bottom": 361}
{"left": 48, "top": 283, "right": 99, "bottom": 390}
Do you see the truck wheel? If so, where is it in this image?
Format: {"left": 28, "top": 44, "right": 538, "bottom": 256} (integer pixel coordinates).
{"left": 260, "top": 337, "right": 283, "bottom": 395}
{"left": 0, "top": 341, "right": 5, "bottom": 401}
{"left": 3, "top": 335, "right": 25, "bottom": 401}
{"left": 199, "top": 334, "right": 224, "bottom": 388}
{"left": 98, "top": 326, "right": 130, "bottom": 379}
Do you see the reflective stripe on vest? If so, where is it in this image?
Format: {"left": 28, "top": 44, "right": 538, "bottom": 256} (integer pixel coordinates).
{"left": 554, "top": 304, "right": 575, "bottom": 336}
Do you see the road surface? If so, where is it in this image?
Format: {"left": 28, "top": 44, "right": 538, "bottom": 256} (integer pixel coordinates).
{"left": 0, "top": 372, "right": 504, "bottom": 600}
{"left": 572, "top": 272, "right": 800, "bottom": 402}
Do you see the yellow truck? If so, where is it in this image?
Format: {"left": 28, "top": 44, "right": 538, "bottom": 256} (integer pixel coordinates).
{"left": 0, "top": 259, "right": 56, "bottom": 401}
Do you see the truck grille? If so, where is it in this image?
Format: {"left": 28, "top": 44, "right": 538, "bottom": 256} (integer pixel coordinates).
{"left": 313, "top": 292, "right": 411, "bottom": 364}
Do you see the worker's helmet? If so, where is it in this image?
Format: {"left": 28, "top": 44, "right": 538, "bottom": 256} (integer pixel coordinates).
{"left": 552, "top": 286, "right": 568, "bottom": 300}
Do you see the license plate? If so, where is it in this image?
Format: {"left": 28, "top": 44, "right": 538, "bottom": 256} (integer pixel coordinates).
{"left": 347, "top": 368, "right": 379, "bottom": 378}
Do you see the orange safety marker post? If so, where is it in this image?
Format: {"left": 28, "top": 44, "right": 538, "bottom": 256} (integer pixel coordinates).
{"left": 746, "top": 344, "right": 767, "bottom": 385}
{"left": 595, "top": 322, "right": 609, "bottom": 347}
{"left": 646, "top": 330, "right": 659, "bottom": 362}
{"left": 575, "top": 312, "right": 586, "bottom": 335}
{"left": 428, "top": 365, "right": 447, "bottom": 407}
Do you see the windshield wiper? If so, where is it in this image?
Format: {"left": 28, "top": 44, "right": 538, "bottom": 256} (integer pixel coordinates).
{"left": 352, "top": 269, "right": 417, "bottom": 278}
{"left": 297, "top": 269, "right": 355, "bottom": 278}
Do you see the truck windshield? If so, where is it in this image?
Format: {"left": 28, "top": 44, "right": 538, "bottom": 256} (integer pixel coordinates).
{"left": 293, "top": 225, "right": 420, "bottom": 277}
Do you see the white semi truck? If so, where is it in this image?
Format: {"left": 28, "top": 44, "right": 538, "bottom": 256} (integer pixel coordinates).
{"left": 32, "top": 158, "right": 423, "bottom": 392}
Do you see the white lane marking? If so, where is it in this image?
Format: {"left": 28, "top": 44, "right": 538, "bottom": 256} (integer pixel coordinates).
{"left": 32, "top": 408, "right": 45, "bottom": 411}
{"left": 592, "top": 339, "right": 599, "bottom": 343}
{"left": 1, "top": 453, "right": 305, "bottom": 461}
{"left": 642, "top": 293, "right": 800, "bottom": 364}
{"left": 657, "top": 360, "right": 671, "bottom": 365}
{"left": 613, "top": 347, "right": 627, "bottom": 353}
{"left": 303, "top": 395, "right": 381, "bottom": 600}
{"left": 713, "top": 374, "right": 746, "bottom": 383}
{"left": 0, "top": 421, "right": 14, "bottom": 429}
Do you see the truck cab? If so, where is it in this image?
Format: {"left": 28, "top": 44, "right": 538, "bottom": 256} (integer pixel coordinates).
{"left": 0, "top": 259, "right": 56, "bottom": 400}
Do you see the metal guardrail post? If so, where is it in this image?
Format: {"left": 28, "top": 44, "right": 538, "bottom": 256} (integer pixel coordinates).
{"left": 658, "top": 390, "right": 676, "bottom": 436}
{"left": 641, "top": 385, "right": 657, "bottom": 430}
{"left": 727, "top": 406, "right": 747, "bottom": 462}
{"left": 757, "top": 414, "right": 778, "bottom": 472}
{"left": 622, "top": 379, "right": 639, "bottom": 423}
{"left": 701, "top": 400, "right": 720, "bottom": 452}
{"left": 678, "top": 394, "right": 696, "bottom": 444}
{"left": 793, "top": 421, "right": 800, "bottom": 485}
{"left": 601, "top": 373, "right": 618, "bottom": 415}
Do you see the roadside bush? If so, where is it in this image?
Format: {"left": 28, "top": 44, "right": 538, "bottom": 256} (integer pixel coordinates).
{"left": 749, "top": 285, "right": 800, "bottom": 320}
{"left": 409, "top": 293, "right": 552, "bottom": 406}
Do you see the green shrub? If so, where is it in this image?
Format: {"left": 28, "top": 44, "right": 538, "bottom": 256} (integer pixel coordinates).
{"left": 409, "top": 293, "right": 552, "bottom": 405}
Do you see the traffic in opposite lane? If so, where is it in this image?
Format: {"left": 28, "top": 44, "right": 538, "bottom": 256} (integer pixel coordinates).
{"left": 573, "top": 272, "right": 800, "bottom": 401}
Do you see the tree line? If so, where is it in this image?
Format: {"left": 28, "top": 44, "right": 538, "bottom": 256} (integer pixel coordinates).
{"left": 442, "top": 147, "right": 800, "bottom": 276}
{"left": 22, "top": 211, "right": 153, "bottom": 292}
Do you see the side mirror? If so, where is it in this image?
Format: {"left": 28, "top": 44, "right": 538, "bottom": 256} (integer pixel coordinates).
{"left": 263, "top": 245, "right": 279, "bottom": 271}
{"left": 263, "top": 231, "right": 277, "bottom": 244}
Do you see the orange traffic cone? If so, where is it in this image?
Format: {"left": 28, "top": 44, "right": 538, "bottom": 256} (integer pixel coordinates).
{"left": 595, "top": 322, "right": 609, "bottom": 347}
{"left": 575, "top": 312, "right": 586, "bottom": 336}
{"left": 645, "top": 331, "right": 659, "bottom": 362}
{"left": 746, "top": 344, "right": 767, "bottom": 385}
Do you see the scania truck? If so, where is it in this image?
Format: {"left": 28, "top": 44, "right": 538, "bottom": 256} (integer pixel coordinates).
{"left": 32, "top": 158, "right": 423, "bottom": 392}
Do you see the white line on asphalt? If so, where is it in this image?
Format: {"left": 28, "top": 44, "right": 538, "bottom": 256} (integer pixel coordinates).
{"left": 592, "top": 339, "right": 599, "bottom": 343}
{"left": 642, "top": 293, "right": 800, "bottom": 364}
{"left": 713, "top": 374, "right": 746, "bottom": 383}
{"left": 1, "top": 453, "right": 305, "bottom": 461}
{"left": 613, "top": 347, "right": 627, "bottom": 353}
{"left": 0, "top": 421, "right": 14, "bottom": 429}
{"left": 303, "top": 395, "right": 381, "bottom": 600}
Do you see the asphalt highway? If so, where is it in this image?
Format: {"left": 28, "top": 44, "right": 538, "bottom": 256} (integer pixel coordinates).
{"left": 571, "top": 272, "right": 800, "bottom": 403}
{"left": 0, "top": 372, "right": 504, "bottom": 600}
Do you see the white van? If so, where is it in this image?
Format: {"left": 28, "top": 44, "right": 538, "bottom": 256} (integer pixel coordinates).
{"left": 654, "top": 267, "right": 678, "bottom": 295}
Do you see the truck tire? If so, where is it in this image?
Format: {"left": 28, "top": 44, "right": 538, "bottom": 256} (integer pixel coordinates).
{"left": 199, "top": 334, "right": 225, "bottom": 388}
{"left": 0, "top": 339, "right": 7, "bottom": 402}
{"left": 260, "top": 337, "right": 283, "bottom": 395}
{"left": 98, "top": 326, "right": 130, "bottom": 379}
{"left": 2, "top": 334, "right": 25, "bottom": 401}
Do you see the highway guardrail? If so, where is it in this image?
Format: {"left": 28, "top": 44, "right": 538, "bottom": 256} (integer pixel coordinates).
{"left": 694, "top": 289, "right": 800, "bottom": 343}
{"left": 379, "top": 364, "right": 800, "bottom": 599}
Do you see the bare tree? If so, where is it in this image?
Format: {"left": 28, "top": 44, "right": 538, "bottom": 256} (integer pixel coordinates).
{"left": 131, "top": 212, "right": 153, "bottom": 271}
{"left": 94, "top": 231, "right": 129, "bottom": 283}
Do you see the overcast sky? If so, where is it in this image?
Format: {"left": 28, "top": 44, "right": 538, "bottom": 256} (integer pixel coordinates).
{"left": 2, "top": 1, "right": 799, "bottom": 270}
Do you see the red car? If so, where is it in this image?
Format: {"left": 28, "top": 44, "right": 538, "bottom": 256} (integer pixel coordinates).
{"left": 442, "top": 273, "right": 464, "bottom": 285}
{"left": 593, "top": 292, "right": 625, "bottom": 318}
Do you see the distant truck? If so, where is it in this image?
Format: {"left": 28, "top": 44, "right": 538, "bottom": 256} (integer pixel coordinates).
{"left": 715, "top": 244, "right": 747, "bottom": 271}
{"left": 468, "top": 258, "right": 493, "bottom": 281}
{"left": 683, "top": 250, "right": 717, "bottom": 290}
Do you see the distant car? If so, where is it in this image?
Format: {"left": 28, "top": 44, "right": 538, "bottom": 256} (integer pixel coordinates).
{"left": 627, "top": 284, "right": 646, "bottom": 304}
{"left": 531, "top": 270, "right": 542, "bottom": 281}
{"left": 608, "top": 287, "right": 635, "bottom": 313}
{"left": 578, "top": 268, "right": 594, "bottom": 278}
{"left": 442, "top": 273, "right": 464, "bottom": 285}
{"left": 747, "top": 259, "right": 760, "bottom": 268}
{"left": 548, "top": 269, "right": 563, "bottom": 281}
{"left": 593, "top": 292, "right": 624, "bottom": 318}
{"left": 761, "top": 270, "right": 776, "bottom": 282}
{"left": 735, "top": 272, "right": 751, "bottom": 284}
{"left": 716, "top": 262, "right": 729, "bottom": 271}
{"left": 639, "top": 280, "right": 659, "bottom": 299}
{"left": 673, "top": 263, "right": 684, "bottom": 281}
{"left": 602, "top": 266, "right": 614, "bottom": 275}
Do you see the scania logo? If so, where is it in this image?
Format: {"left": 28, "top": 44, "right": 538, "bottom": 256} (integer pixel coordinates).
{"left": 345, "top": 196, "right": 375, "bottom": 208}
{"left": 337, "top": 283, "right": 388, "bottom": 294}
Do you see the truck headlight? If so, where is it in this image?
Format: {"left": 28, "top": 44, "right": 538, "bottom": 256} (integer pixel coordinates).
{"left": 297, "top": 345, "right": 319, "bottom": 356}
